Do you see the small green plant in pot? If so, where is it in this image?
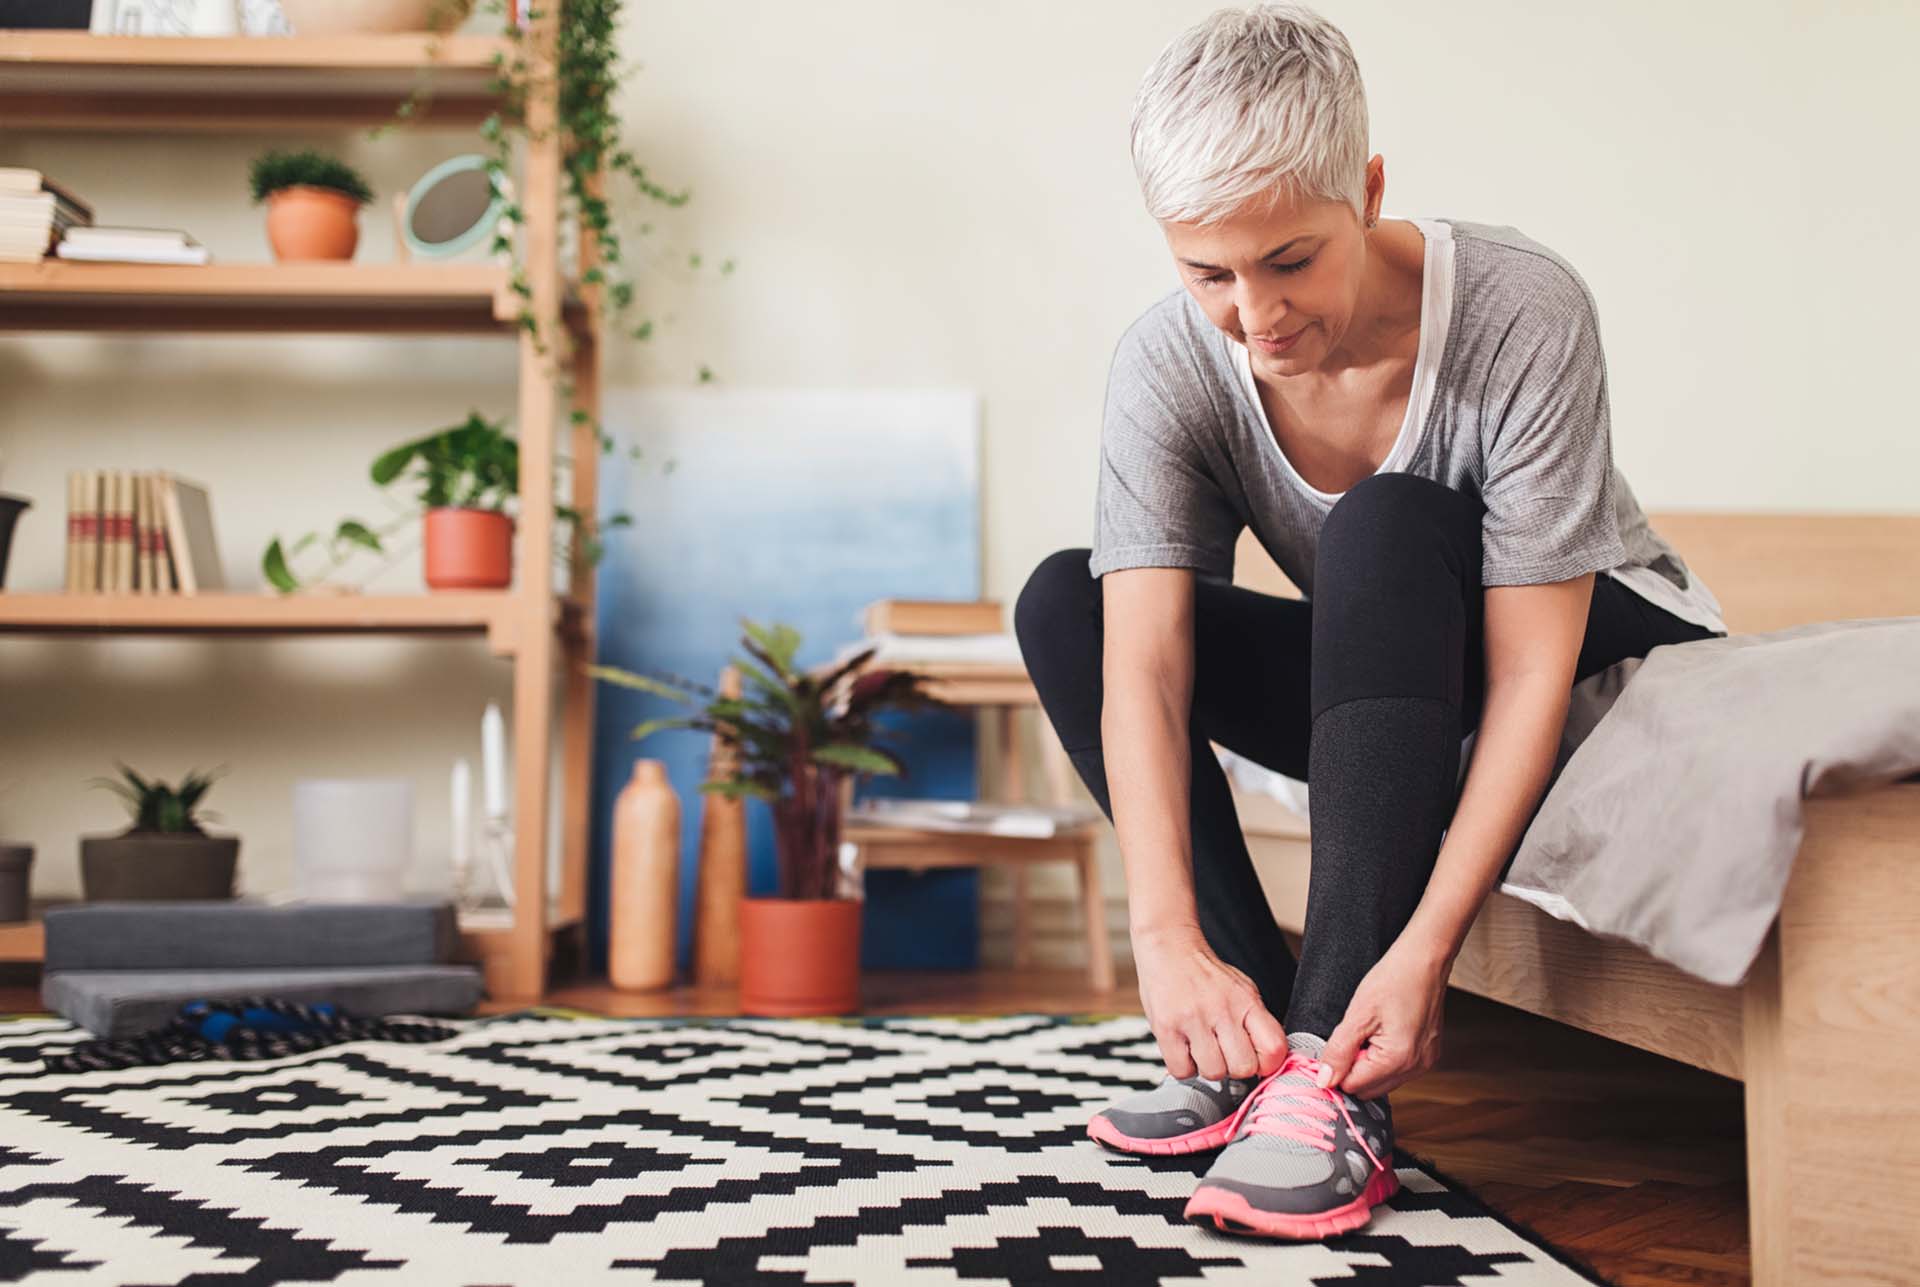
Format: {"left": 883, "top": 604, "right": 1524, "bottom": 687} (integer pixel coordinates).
{"left": 588, "top": 619, "right": 949, "bottom": 1015}
{"left": 80, "top": 762, "right": 239, "bottom": 902}
{"left": 250, "top": 148, "right": 374, "bottom": 262}
{"left": 263, "top": 410, "right": 635, "bottom": 595}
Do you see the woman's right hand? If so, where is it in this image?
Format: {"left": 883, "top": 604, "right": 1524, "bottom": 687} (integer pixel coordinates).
{"left": 1132, "top": 923, "right": 1290, "bottom": 1082}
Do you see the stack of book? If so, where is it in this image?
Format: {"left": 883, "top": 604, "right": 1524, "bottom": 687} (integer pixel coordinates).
{"left": 64, "top": 470, "right": 225, "bottom": 594}
{"left": 830, "top": 597, "right": 1024, "bottom": 668}
{"left": 56, "top": 226, "right": 209, "bottom": 265}
{"left": 847, "top": 798, "right": 1104, "bottom": 839}
{"left": 0, "top": 167, "right": 93, "bottom": 263}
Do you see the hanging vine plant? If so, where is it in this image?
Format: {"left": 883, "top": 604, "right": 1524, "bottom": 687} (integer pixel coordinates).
{"left": 373, "top": 0, "right": 732, "bottom": 381}
{"left": 370, "top": 0, "right": 730, "bottom": 571}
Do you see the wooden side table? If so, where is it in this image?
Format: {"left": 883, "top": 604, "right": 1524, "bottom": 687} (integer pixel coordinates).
{"left": 829, "top": 658, "right": 1117, "bottom": 991}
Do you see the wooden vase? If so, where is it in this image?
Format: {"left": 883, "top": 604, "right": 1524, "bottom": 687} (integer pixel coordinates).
{"left": 608, "top": 759, "right": 680, "bottom": 991}
{"left": 691, "top": 665, "right": 747, "bottom": 985}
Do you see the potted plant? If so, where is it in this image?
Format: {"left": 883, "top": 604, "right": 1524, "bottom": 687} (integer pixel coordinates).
{"left": 262, "top": 410, "right": 634, "bottom": 595}
{"left": 81, "top": 762, "right": 239, "bottom": 901}
{"left": 249, "top": 148, "right": 375, "bottom": 262}
{"left": 588, "top": 620, "right": 949, "bottom": 1015}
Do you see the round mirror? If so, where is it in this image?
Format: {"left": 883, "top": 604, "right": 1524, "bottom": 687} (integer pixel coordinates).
{"left": 401, "top": 154, "right": 511, "bottom": 261}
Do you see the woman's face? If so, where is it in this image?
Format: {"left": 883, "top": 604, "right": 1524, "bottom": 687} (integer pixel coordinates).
{"left": 1160, "top": 162, "right": 1382, "bottom": 378}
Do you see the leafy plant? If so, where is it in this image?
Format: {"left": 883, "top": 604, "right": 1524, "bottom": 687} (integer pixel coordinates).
{"left": 261, "top": 410, "right": 636, "bottom": 593}
{"left": 87, "top": 761, "right": 227, "bottom": 835}
{"left": 373, "top": 0, "right": 734, "bottom": 384}
{"left": 248, "top": 149, "right": 374, "bottom": 205}
{"left": 587, "top": 620, "right": 951, "bottom": 899}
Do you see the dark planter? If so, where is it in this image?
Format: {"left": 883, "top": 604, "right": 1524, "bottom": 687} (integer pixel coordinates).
{"left": 79, "top": 831, "right": 239, "bottom": 901}
{"left": 0, "top": 844, "right": 31, "bottom": 923}
{"left": 0, "top": 493, "right": 28, "bottom": 589}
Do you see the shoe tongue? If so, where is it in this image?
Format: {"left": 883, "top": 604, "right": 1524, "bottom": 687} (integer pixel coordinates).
{"left": 1236, "top": 1031, "right": 1334, "bottom": 1153}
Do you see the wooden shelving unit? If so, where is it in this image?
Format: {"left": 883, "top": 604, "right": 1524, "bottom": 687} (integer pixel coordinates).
{"left": 0, "top": 261, "right": 589, "bottom": 334}
{"left": 0, "top": 16, "right": 605, "bottom": 1003}
{"left": 0, "top": 32, "right": 515, "bottom": 131}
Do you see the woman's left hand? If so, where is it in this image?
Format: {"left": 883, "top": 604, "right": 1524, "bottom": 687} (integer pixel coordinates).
{"left": 1314, "top": 937, "right": 1450, "bottom": 1100}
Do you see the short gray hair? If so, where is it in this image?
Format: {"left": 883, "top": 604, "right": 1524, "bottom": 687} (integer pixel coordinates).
{"left": 1130, "top": 3, "right": 1370, "bottom": 227}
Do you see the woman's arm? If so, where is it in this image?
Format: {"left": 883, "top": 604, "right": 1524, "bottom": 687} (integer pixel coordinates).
{"left": 1316, "top": 573, "right": 1592, "bottom": 1098}
{"left": 1400, "top": 573, "right": 1594, "bottom": 966}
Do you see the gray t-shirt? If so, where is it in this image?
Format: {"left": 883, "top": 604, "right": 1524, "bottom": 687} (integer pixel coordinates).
{"left": 1088, "top": 216, "right": 1728, "bottom": 636}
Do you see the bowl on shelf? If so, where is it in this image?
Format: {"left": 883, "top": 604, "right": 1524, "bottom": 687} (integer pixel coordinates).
{"left": 277, "top": 0, "right": 475, "bottom": 35}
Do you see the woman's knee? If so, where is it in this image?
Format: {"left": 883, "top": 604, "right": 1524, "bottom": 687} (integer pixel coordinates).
{"left": 1317, "top": 472, "right": 1483, "bottom": 585}
{"left": 1013, "top": 547, "right": 1099, "bottom": 657}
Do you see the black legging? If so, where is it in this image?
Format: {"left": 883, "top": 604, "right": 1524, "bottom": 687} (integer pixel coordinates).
{"left": 1013, "top": 471, "right": 1720, "bottom": 1039}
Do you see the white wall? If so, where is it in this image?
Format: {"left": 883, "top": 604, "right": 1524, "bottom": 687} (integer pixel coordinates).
{"left": 4, "top": 2, "right": 1913, "bottom": 964}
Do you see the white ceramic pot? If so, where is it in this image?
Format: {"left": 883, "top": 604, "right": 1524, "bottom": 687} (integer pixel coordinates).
{"left": 278, "top": 0, "right": 474, "bottom": 35}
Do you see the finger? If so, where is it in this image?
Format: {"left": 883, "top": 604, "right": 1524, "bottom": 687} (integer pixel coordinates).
{"left": 1185, "top": 1024, "right": 1227, "bottom": 1083}
{"left": 1213, "top": 1018, "right": 1259, "bottom": 1081}
{"left": 1319, "top": 1012, "right": 1372, "bottom": 1089}
{"left": 1243, "top": 1005, "right": 1289, "bottom": 1076}
{"left": 1154, "top": 1027, "right": 1195, "bottom": 1080}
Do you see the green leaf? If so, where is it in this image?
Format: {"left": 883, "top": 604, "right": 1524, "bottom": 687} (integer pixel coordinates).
{"left": 811, "top": 743, "right": 902, "bottom": 776}
{"left": 630, "top": 714, "right": 707, "bottom": 741}
{"left": 584, "top": 664, "right": 694, "bottom": 704}
{"left": 740, "top": 619, "right": 801, "bottom": 677}
{"left": 262, "top": 538, "right": 300, "bottom": 593}
{"left": 335, "top": 520, "right": 383, "bottom": 554}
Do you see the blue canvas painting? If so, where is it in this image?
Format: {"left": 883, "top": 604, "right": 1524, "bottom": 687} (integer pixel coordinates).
{"left": 588, "top": 389, "right": 983, "bottom": 977}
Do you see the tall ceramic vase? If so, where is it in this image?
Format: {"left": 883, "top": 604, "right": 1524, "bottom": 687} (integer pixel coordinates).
{"left": 739, "top": 763, "right": 862, "bottom": 1017}
{"left": 609, "top": 759, "right": 680, "bottom": 990}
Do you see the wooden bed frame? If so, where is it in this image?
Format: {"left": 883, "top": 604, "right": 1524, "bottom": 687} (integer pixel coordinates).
{"left": 1229, "top": 513, "right": 1920, "bottom": 1287}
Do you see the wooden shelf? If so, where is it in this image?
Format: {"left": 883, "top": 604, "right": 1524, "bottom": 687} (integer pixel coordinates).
{"left": 0, "top": 261, "right": 570, "bottom": 335}
{"left": 0, "top": 32, "right": 515, "bottom": 131}
{"left": 0, "top": 591, "right": 586, "bottom": 656}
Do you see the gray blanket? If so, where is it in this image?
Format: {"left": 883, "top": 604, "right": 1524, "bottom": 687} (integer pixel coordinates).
{"left": 1501, "top": 617, "right": 1920, "bottom": 986}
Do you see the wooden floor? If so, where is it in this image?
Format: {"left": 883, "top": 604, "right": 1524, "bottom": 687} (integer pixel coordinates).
{"left": 3, "top": 964, "right": 1751, "bottom": 1286}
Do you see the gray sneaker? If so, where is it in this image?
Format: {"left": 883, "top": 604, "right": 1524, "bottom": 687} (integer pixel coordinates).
{"left": 1183, "top": 1031, "right": 1399, "bottom": 1239}
{"left": 1086, "top": 1070, "right": 1261, "bottom": 1156}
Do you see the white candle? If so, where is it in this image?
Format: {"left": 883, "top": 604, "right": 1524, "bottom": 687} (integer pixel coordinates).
{"left": 481, "top": 702, "right": 508, "bottom": 820}
{"left": 450, "top": 758, "right": 472, "bottom": 876}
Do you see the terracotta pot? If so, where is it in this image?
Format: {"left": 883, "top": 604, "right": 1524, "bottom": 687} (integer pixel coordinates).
{"left": 278, "top": 0, "right": 474, "bottom": 35}
{"left": 80, "top": 831, "right": 239, "bottom": 901}
{"left": 739, "top": 896, "right": 862, "bottom": 1016}
{"left": 423, "top": 507, "right": 513, "bottom": 590}
{"left": 265, "top": 186, "right": 362, "bottom": 262}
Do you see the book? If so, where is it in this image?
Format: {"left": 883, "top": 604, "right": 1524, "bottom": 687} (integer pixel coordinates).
{"left": 0, "top": 171, "right": 94, "bottom": 221}
{"left": 846, "top": 798, "right": 1105, "bottom": 839}
{"left": 63, "top": 471, "right": 82, "bottom": 592}
{"left": 830, "top": 631, "right": 1024, "bottom": 669}
{"left": 55, "top": 241, "right": 211, "bottom": 265}
{"left": 157, "top": 471, "right": 224, "bottom": 593}
{"left": 862, "top": 599, "right": 1004, "bottom": 637}
{"left": 63, "top": 226, "right": 201, "bottom": 246}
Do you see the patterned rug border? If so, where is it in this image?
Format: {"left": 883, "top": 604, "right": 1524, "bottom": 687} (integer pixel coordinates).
{"left": 2, "top": 1005, "right": 1617, "bottom": 1284}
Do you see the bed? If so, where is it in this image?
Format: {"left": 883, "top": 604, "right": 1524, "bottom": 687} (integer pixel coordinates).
{"left": 1229, "top": 513, "right": 1920, "bottom": 1287}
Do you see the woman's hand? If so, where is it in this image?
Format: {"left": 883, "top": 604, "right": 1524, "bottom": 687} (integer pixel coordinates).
{"left": 1131, "top": 923, "right": 1290, "bottom": 1082}
{"left": 1315, "top": 936, "right": 1450, "bottom": 1100}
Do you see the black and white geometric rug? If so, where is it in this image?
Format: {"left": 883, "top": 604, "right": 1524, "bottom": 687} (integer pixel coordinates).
{"left": 0, "top": 1009, "right": 1611, "bottom": 1286}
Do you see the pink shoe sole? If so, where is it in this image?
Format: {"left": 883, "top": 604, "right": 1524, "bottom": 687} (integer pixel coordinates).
{"left": 1182, "top": 1165, "right": 1400, "bottom": 1240}
{"left": 1086, "top": 1112, "right": 1240, "bottom": 1156}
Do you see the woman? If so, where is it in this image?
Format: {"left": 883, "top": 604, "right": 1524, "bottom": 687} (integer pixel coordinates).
{"left": 1012, "top": 2, "right": 1727, "bottom": 1242}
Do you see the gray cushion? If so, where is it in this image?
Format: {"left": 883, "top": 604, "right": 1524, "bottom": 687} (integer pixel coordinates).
{"left": 43, "top": 965, "right": 483, "bottom": 1038}
{"left": 43, "top": 900, "right": 459, "bottom": 971}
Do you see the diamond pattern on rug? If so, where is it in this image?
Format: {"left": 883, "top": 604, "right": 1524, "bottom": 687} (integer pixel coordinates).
{"left": 0, "top": 1010, "right": 1608, "bottom": 1286}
